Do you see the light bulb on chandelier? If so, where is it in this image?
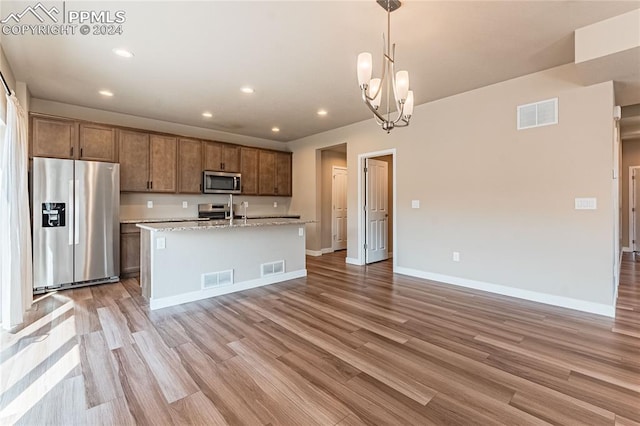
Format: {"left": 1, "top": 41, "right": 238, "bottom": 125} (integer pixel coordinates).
{"left": 357, "top": 0, "right": 414, "bottom": 133}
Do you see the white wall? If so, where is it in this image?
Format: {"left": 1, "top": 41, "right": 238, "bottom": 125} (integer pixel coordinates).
{"left": 29, "top": 98, "right": 288, "bottom": 151}
{"left": 288, "top": 63, "right": 616, "bottom": 314}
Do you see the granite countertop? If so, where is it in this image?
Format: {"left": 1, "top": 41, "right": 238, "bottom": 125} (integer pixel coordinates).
{"left": 120, "top": 217, "right": 209, "bottom": 224}
{"left": 236, "top": 214, "right": 301, "bottom": 219}
{"left": 136, "top": 218, "right": 313, "bottom": 232}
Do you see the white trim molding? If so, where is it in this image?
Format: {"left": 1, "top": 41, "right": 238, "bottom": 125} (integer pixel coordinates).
{"left": 150, "top": 269, "right": 307, "bottom": 310}
{"left": 305, "top": 249, "right": 323, "bottom": 257}
{"left": 622, "top": 246, "right": 632, "bottom": 253}
{"left": 346, "top": 257, "right": 363, "bottom": 266}
{"left": 395, "top": 266, "right": 615, "bottom": 318}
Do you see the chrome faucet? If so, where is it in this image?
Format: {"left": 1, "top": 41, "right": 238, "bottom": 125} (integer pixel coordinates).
{"left": 242, "top": 201, "right": 248, "bottom": 224}
{"left": 228, "top": 194, "right": 233, "bottom": 222}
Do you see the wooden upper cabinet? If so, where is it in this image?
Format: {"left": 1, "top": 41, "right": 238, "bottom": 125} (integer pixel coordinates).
{"left": 79, "top": 123, "right": 117, "bottom": 162}
{"left": 258, "top": 150, "right": 277, "bottom": 195}
{"left": 258, "top": 150, "right": 292, "bottom": 196}
{"left": 275, "top": 152, "right": 292, "bottom": 196}
{"left": 222, "top": 144, "right": 240, "bottom": 172}
{"left": 240, "top": 147, "right": 258, "bottom": 195}
{"left": 203, "top": 141, "right": 240, "bottom": 172}
{"left": 119, "top": 130, "right": 150, "bottom": 192}
{"left": 149, "top": 135, "right": 177, "bottom": 193}
{"left": 31, "top": 115, "right": 77, "bottom": 159}
{"left": 178, "top": 138, "right": 202, "bottom": 193}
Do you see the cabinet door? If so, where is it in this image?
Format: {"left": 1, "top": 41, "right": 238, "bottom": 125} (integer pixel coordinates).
{"left": 79, "top": 123, "right": 117, "bottom": 162}
{"left": 203, "top": 141, "right": 223, "bottom": 171}
{"left": 120, "top": 224, "right": 140, "bottom": 277}
{"left": 222, "top": 144, "right": 241, "bottom": 172}
{"left": 178, "top": 138, "right": 202, "bottom": 193}
{"left": 31, "top": 115, "right": 77, "bottom": 159}
{"left": 149, "top": 134, "right": 177, "bottom": 193}
{"left": 119, "top": 130, "right": 149, "bottom": 192}
{"left": 240, "top": 147, "right": 258, "bottom": 195}
{"left": 275, "top": 152, "right": 292, "bottom": 196}
{"left": 258, "top": 150, "right": 276, "bottom": 195}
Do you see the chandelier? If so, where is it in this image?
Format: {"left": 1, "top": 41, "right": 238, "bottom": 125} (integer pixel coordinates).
{"left": 357, "top": 0, "right": 414, "bottom": 133}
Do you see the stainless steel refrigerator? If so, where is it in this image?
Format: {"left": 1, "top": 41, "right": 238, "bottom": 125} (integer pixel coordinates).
{"left": 32, "top": 157, "right": 120, "bottom": 292}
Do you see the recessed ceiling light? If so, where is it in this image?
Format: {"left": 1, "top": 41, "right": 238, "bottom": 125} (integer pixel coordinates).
{"left": 240, "top": 87, "right": 255, "bottom": 94}
{"left": 112, "top": 48, "right": 134, "bottom": 58}
{"left": 99, "top": 90, "right": 114, "bottom": 97}
{"left": 202, "top": 112, "right": 213, "bottom": 118}
{"left": 317, "top": 109, "right": 328, "bottom": 116}
{"left": 272, "top": 127, "right": 280, "bottom": 132}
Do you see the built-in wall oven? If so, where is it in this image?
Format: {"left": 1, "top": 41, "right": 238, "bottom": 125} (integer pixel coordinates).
{"left": 202, "top": 171, "right": 241, "bottom": 194}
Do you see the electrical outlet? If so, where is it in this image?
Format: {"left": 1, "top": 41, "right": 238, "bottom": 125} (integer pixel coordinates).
{"left": 182, "top": 201, "right": 188, "bottom": 209}
{"left": 411, "top": 200, "right": 420, "bottom": 209}
{"left": 273, "top": 201, "right": 278, "bottom": 208}
{"left": 298, "top": 227, "right": 304, "bottom": 237}
{"left": 147, "top": 201, "right": 153, "bottom": 209}
{"left": 243, "top": 201, "right": 249, "bottom": 208}
{"left": 452, "top": 251, "right": 460, "bottom": 262}
{"left": 156, "top": 237, "right": 166, "bottom": 249}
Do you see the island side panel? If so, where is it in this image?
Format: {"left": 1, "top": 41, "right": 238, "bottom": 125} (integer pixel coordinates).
{"left": 140, "top": 228, "right": 152, "bottom": 299}
{"left": 148, "top": 223, "right": 306, "bottom": 308}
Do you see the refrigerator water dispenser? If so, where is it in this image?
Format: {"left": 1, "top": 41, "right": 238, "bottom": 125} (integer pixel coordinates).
{"left": 42, "top": 202, "right": 66, "bottom": 227}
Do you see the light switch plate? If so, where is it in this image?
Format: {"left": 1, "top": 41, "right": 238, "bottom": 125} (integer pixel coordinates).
{"left": 147, "top": 201, "right": 153, "bottom": 209}
{"left": 452, "top": 251, "right": 460, "bottom": 262}
{"left": 273, "top": 201, "right": 278, "bottom": 208}
{"left": 411, "top": 200, "right": 420, "bottom": 209}
{"left": 575, "top": 198, "right": 597, "bottom": 210}
{"left": 298, "top": 227, "right": 304, "bottom": 237}
{"left": 182, "top": 201, "right": 188, "bottom": 208}
{"left": 156, "top": 237, "right": 166, "bottom": 249}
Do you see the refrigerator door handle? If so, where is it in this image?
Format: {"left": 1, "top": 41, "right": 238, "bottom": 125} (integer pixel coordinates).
{"left": 68, "top": 179, "right": 74, "bottom": 245}
{"left": 74, "top": 179, "right": 80, "bottom": 245}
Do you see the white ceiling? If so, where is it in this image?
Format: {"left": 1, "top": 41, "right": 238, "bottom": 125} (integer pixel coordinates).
{"left": 2, "top": 1, "right": 639, "bottom": 142}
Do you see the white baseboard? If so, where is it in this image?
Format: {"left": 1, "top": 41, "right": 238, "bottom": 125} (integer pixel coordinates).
{"left": 149, "top": 269, "right": 307, "bottom": 310}
{"left": 395, "top": 266, "right": 615, "bottom": 318}
{"left": 346, "top": 257, "right": 363, "bottom": 266}
{"left": 322, "top": 247, "right": 335, "bottom": 254}
{"left": 305, "top": 250, "right": 322, "bottom": 257}
{"left": 622, "top": 246, "right": 632, "bottom": 253}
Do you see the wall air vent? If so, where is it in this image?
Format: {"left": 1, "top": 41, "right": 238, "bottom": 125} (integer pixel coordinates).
{"left": 261, "top": 260, "right": 285, "bottom": 277}
{"left": 517, "top": 98, "right": 558, "bottom": 130}
{"left": 202, "top": 269, "right": 234, "bottom": 289}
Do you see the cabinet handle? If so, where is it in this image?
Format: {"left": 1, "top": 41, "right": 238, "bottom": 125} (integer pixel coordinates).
{"left": 146, "top": 181, "right": 149, "bottom": 189}
{"left": 221, "top": 162, "right": 225, "bottom": 170}
{"left": 80, "top": 147, "right": 83, "bottom": 157}
{"left": 150, "top": 181, "right": 153, "bottom": 190}
{"left": 70, "top": 146, "right": 74, "bottom": 157}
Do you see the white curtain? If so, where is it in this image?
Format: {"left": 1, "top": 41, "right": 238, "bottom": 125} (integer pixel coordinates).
{"left": 0, "top": 92, "right": 32, "bottom": 329}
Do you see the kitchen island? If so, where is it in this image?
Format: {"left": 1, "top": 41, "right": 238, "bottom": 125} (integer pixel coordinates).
{"left": 137, "top": 218, "right": 311, "bottom": 310}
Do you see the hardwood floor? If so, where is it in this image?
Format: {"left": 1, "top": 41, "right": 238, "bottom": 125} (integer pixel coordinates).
{"left": 1, "top": 251, "right": 639, "bottom": 425}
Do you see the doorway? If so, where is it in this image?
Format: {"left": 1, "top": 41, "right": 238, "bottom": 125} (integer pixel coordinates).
{"left": 332, "top": 166, "right": 348, "bottom": 251}
{"left": 357, "top": 149, "right": 395, "bottom": 266}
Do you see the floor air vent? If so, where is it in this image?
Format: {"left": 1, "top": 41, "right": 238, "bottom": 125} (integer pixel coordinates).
{"left": 517, "top": 97, "right": 558, "bottom": 130}
{"left": 202, "top": 269, "right": 234, "bottom": 289}
{"left": 261, "top": 260, "right": 285, "bottom": 277}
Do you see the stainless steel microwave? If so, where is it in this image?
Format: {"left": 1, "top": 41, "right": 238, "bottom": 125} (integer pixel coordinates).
{"left": 202, "top": 171, "right": 241, "bottom": 194}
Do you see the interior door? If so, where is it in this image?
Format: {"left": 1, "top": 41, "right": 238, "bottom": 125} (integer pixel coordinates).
{"left": 332, "top": 166, "right": 348, "bottom": 251}
{"left": 365, "top": 158, "right": 388, "bottom": 263}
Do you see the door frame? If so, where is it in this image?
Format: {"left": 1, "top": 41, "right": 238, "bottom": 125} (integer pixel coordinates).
{"left": 332, "top": 166, "right": 348, "bottom": 251}
{"left": 354, "top": 149, "right": 396, "bottom": 270}
{"left": 628, "top": 166, "right": 640, "bottom": 252}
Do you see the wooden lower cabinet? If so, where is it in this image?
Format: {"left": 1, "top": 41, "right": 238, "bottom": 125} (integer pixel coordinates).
{"left": 120, "top": 223, "right": 141, "bottom": 278}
